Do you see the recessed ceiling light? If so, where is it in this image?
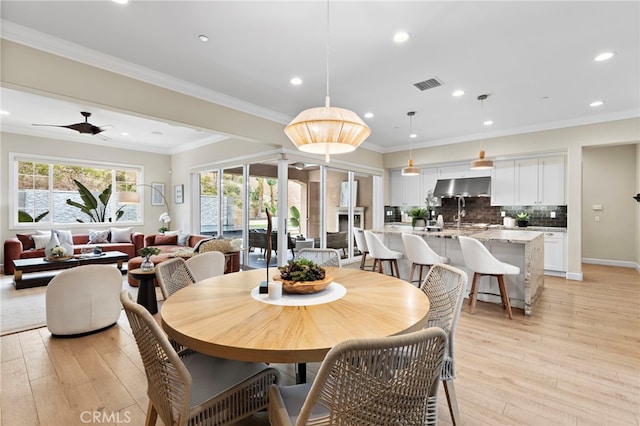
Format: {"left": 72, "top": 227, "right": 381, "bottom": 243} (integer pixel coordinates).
{"left": 0, "top": 110, "right": 9, "bottom": 115}
{"left": 151, "top": 131, "right": 163, "bottom": 135}
{"left": 290, "top": 77, "right": 303, "bottom": 86}
{"left": 393, "top": 31, "right": 411, "bottom": 43}
{"left": 112, "top": 0, "right": 128, "bottom": 4}
{"left": 364, "top": 112, "right": 374, "bottom": 119}
{"left": 483, "top": 120, "right": 493, "bottom": 126}
{"left": 198, "top": 35, "right": 209, "bottom": 42}
{"left": 121, "top": 132, "right": 129, "bottom": 136}
{"left": 410, "top": 133, "right": 417, "bottom": 138}
{"left": 452, "top": 90, "right": 465, "bottom": 97}
{"left": 594, "top": 51, "right": 616, "bottom": 62}
{"left": 590, "top": 101, "right": 605, "bottom": 107}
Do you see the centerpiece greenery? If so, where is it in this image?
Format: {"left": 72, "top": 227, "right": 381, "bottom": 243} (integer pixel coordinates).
{"left": 277, "top": 258, "right": 326, "bottom": 282}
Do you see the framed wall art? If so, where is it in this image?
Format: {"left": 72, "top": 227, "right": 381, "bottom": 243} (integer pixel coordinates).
{"left": 174, "top": 184, "right": 184, "bottom": 204}
{"left": 151, "top": 183, "right": 165, "bottom": 206}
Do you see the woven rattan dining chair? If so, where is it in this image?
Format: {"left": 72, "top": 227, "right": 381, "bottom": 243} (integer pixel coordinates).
{"left": 420, "top": 263, "right": 468, "bottom": 426}
{"left": 185, "top": 251, "right": 226, "bottom": 282}
{"left": 295, "top": 248, "right": 342, "bottom": 267}
{"left": 120, "top": 291, "right": 280, "bottom": 426}
{"left": 268, "top": 327, "right": 447, "bottom": 426}
{"left": 155, "top": 257, "right": 196, "bottom": 300}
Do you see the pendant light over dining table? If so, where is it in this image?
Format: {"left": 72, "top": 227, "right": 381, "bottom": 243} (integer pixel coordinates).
{"left": 401, "top": 111, "right": 419, "bottom": 176}
{"left": 284, "top": 0, "right": 370, "bottom": 162}
{"left": 470, "top": 94, "right": 494, "bottom": 170}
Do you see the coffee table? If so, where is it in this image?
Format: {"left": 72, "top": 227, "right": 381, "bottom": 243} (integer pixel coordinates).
{"left": 12, "top": 251, "right": 129, "bottom": 289}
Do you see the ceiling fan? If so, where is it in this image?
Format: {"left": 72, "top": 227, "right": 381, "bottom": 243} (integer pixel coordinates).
{"left": 33, "top": 111, "right": 112, "bottom": 137}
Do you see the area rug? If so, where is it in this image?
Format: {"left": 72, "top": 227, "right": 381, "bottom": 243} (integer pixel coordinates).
{"left": 0, "top": 272, "right": 141, "bottom": 336}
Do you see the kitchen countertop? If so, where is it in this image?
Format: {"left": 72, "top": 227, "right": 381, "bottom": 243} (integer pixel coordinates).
{"left": 377, "top": 226, "right": 545, "bottom": 243}
{"left": 383, "top": 223, "right": 567, "bottom": 233}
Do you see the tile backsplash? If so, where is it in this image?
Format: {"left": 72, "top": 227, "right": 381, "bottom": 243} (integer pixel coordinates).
{"left": 388, "top": 197, "right": 567, "bottom": 227}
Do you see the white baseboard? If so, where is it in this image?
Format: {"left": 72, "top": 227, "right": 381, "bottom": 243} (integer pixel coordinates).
{"left": 582, "top": 257, "right": 640, "bottom": 270}
{"left": 566, "top": 271, "right": 583, "bottom": 281}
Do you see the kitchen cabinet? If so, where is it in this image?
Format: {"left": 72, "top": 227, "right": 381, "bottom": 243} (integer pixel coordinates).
{"left": 491, "top": 160, "right": 515, "bottom": 206}
{"left": 514, "top": 155, "right": 565, "bottom": 206}
{"left": 437, "top": 164, "right": 491, "bottom": 180}
{"left": 390, "top": 169, "right": 423, "bottom": 207}
{"left": 420, "top": 167, "right": 441, "bottom": 207}
{"left": 543, "top": 231, "right": 566, "bottom": 272}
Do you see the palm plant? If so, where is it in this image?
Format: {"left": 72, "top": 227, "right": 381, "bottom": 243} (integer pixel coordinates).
{"left": 66, "top": 179, "right": 124, "bottom": 223}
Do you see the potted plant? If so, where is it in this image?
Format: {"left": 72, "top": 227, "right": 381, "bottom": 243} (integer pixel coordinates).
{"left": 516, "top": 212, "right": 529, "bottom": 227}
{"left": 289, "top": 206, "right": 304, "bottom": 239}
{"left": 138, "top": 247, "right": 161, "bottom": 271}
{"left": 408, "top": 207, "right": 429, "bottom": 229}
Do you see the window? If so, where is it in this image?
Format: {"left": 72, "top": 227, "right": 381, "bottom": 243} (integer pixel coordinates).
{"left": 11, "top": 153, "right": 142, "bottom": 227}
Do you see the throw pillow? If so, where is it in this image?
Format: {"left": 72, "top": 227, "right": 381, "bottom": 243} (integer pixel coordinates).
{"left": 192, "top": 237, "right": 215, "bottom": 253}
{"left": 110, "top": 227, "right": 132, "bottom": 243}
{"left": 16, "top": 233, "right": 35, "bottom": 250}
{"left": 177, "top": 231, "right": 191, "bottom": 246}
{"left": 162, "top": 230, "right": 179, "bottom": 237}
{"left": 31, "top": 234, "right": 51, "bottom": 250}
{"left": 54, "top": 229, "right": 73, "bottom": 245}
{"left": 88, "top": 229, "right": 110, "bottom": 244}
{"left": 197, "top": 239, "right": 233, "bottom": 254}
{"left": 154, "top": 234, "right": 178, "bottom": 245}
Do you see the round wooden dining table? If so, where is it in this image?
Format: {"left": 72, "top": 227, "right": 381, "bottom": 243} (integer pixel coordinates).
{"left": 160, "top": 267, "right": 430, "bottom": 366}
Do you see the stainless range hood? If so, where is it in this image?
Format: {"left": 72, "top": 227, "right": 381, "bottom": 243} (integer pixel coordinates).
{"left": 433, "top": 176, "right": 491, "bottom": 198}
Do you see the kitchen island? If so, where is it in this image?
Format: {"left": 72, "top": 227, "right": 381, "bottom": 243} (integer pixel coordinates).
{"left": 373, "top": 226, "right": 544, "bottom": 316}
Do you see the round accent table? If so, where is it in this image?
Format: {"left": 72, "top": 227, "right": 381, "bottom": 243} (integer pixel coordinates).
{"left": 128, "top": 268, "right": 158, "bottom": 314}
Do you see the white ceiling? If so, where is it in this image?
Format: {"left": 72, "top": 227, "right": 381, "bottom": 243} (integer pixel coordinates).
{"left": 1, "top": 1, "right": 638, "bottom": 154}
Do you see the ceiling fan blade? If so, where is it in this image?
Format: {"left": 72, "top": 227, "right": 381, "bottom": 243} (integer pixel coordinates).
{"left": 32, "top": 112, "right": 113, "bottom": 137}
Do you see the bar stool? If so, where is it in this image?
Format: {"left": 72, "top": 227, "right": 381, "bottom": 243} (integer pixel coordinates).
{"left": 458, "top": 236, "right": 519, "bottom": 319}
{"left": 364, "top": 230, "right": 403, "bottom": 278}
{"left": 353, "top": 227, "right": 370, "bottom": 270}
{"left": 401, "top": 233, "right": 450, "bottom": 285}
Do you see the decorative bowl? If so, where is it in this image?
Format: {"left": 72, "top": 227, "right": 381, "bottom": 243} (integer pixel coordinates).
{"left": 273, "top": 275, "right": 333, "bottom": 294}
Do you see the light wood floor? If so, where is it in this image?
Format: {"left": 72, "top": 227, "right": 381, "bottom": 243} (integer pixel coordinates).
{"left": 1, "top": 264, "right": 638, "bottom": 425}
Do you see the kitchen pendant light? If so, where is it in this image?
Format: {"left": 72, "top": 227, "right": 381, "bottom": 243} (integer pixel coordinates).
{"left": 470, "top": 94, "right": 494, "bottom": 170}
{"left": 401, "top": 111, "right": 419, "bottom": 176}
{"left": 284, "top": 0, "right": 370, "bottom": 162}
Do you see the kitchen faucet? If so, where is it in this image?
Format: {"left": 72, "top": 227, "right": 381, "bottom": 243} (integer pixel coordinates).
{"left": 455, "top": 196, "right": 466, "bottom": 229}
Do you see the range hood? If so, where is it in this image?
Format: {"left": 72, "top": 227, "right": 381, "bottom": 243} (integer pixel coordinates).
{"left": 433, "top": 176, "right": 491, "bottom": 198}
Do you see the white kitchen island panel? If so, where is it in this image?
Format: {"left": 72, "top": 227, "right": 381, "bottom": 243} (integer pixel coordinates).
{"left": 373, "top": 227, "right": 545, "bottom": 316}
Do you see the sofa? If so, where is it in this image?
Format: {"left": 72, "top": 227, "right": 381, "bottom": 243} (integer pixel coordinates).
{"left": 4, "top": 230, "right": 145, "bottom": 275}
{"left": 127, "top": 233, "right": 240, "bottom": 286}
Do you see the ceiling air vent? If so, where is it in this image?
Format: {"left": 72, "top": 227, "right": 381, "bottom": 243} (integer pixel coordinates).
{"left": 413, "top": 77, "right": 444, "bottom": 91}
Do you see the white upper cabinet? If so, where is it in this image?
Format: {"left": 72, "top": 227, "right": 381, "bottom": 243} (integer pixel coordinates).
{"left": 420, "top": 167, "right": 441, "bottom": 207}
{"left": 491, "top": 160, "right": 515, "bottom": 206}
{"left": 514, "top": 156, "right": 565, "bottom": 206}
{"left": 390, "top": 169, "right": 423, "bottom": 207}
{"left": 437, "top": 164, "right": 491, "bottom": 179}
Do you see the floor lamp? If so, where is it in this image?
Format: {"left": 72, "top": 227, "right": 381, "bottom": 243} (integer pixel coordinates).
{"left": 117, "top": 184, "right": 171, "bottom": 231}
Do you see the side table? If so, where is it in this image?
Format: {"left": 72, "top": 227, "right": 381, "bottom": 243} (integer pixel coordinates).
{"left": 129, "top": 268, "right": 158, "bottom": 314}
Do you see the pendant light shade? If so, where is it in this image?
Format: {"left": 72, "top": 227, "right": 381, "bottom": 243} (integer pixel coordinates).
{"left": 470, "top": 94, "right": 494, "bottom": 170}
{"left": 285, "top": 0, "right": 370, "bottom": 161}
{"left": 402, "top": 111, "right": 419, "bottom": 176}
{"left": 285, "top": 97, "right": 371, "bottom": 156}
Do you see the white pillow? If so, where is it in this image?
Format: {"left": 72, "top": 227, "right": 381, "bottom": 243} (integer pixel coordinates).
{"left": 110, "top": 227, "right": 132, "bottom": 243}
{"left": 54, "top": 229, "right": 73, "bottom": 245}
{"left": 163, "top": 230, "right": 179, "bottom": 236}
{"left": 178, "top": 231, "right": 191, "bottom": 246}
{"left": 88, "top": 229, "right": 110, "bottom": 244}
{"left": 32, "top": 234, "right": 51, "bottom": 250}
